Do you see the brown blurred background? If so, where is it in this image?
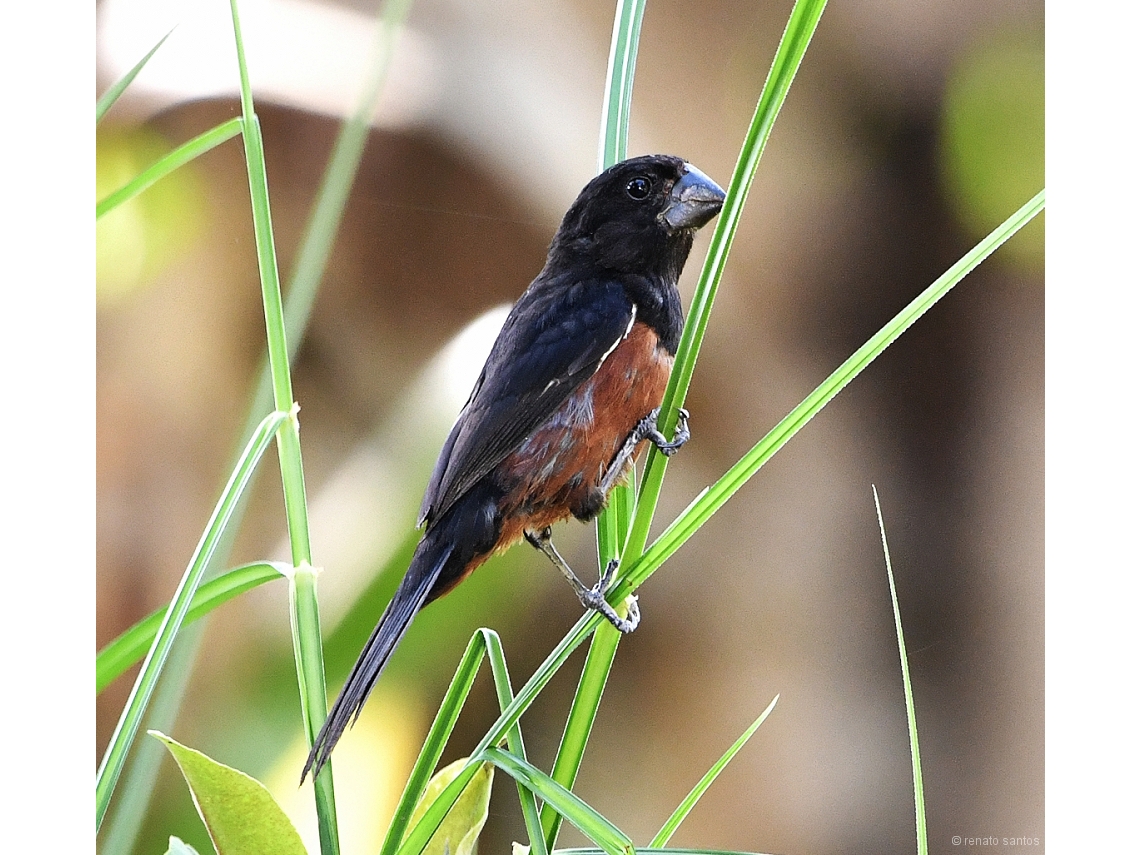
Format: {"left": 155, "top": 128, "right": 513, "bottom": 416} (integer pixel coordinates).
{"left": 96, "top": 0, "right": 1044, "bottom": 852}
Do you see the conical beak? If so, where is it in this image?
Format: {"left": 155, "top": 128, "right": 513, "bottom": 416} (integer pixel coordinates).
{"left": 660, "top": 164, "right": 726, "bottom": 231}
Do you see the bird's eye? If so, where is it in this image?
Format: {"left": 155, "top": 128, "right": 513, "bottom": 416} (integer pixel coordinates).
{"left": 625, "top": 176, "right": 652, "bottom": 200}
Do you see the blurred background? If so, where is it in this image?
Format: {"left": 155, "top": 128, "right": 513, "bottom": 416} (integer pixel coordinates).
{"left": 96, "top": 0, "right": 1044, "bottom": 852}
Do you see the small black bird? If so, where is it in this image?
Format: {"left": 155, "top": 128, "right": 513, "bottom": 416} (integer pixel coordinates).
{"left": 303, "top": 154, "right": 725, "bottom": 779}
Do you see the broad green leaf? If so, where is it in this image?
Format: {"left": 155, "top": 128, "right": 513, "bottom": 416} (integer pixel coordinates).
{"left": 151, "top": 731, "right": 308, "bottom": 855}
{"left": 406, "top": 758, "right": 494, "bottom": 855}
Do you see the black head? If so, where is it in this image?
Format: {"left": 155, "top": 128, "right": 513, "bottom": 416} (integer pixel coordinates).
{"left": 547, "top": 154, "right": 725, "bottom": 280}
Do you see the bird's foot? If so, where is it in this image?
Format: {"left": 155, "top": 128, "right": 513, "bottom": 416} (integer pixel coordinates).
{"left": 579, "top": 558, "right": 640, "bottom": 633}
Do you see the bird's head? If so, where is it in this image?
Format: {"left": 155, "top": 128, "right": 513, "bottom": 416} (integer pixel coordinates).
{"left": 549, "top": 154, "right": 726, "bottom": 279}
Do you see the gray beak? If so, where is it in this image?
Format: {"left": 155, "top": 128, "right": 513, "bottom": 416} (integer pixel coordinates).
{"left": 660, "top": 164, "right": 726, "bottom": 231}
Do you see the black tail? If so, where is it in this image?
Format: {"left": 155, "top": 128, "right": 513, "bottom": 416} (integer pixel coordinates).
{"left": 301, "top": 537, "right": 454, "bottom": 782}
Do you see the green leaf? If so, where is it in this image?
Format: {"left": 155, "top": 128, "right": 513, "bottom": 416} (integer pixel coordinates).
{"left": 96, "top": 562, "right": 288, "bottom": 694}
{"left": 151, "top": 731, "right": 308, "bottom": 855}
{"left": 96, "top": 29, "right": 174, "bottom": 124}
{"left": 873, "top": 487, "right": 928, "bottom": 855}
{"left": 406, "top": 758, "right": 495, "bottom": 855}
{"left": 651, "top": 695, "right": 779, "bottom": 847}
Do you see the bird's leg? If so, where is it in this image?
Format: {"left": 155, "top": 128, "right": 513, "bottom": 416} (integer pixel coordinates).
{"left": 596, "top": 406, "right": 691, "bottom": 496}
{"left": 524, "top": 526, "right": 640, "bottom": 633}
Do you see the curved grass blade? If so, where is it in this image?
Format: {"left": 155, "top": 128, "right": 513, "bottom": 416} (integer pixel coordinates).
{"left": 873, "top": 487, "right": 928, "bottom": 855}
{"left": 96, "top": 28, "right": 174, "bottom": 124}
{"left": 95, "top": 409, "right": 288, "bottom": 830}
{"left": 382, "top": 633, "right": 492, "bottom": 855}
{"left": 96, "top": 118, "right": 243, "bottom": 219}
{"left": 394, "top": 613, "right": 601, "bottom": 855}
{"left": 484, "top": 636, "right": 548, "bottom": 855}
{"left": 650, "top": 696, "right": 779, "bottom": 847}
{"left": 383, "top": 628, "right": 546, "bottom": 855}
{"left": 97, "top": 562, "right": 288, "bottom": 694}
{"left": 612, "top": 189, "right": 1046, "bottom": 603}
{"left": 484, "top": 747, "right": 633, "bottom": 855}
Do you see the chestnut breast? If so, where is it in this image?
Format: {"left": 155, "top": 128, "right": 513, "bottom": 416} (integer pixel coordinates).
{"left": 495, "top": 320, "right": 674, "bottom": 544}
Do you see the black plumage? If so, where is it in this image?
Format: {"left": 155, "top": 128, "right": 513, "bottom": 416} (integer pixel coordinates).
{"left": 303, "top": 154, "right": 724, "bottom": 780}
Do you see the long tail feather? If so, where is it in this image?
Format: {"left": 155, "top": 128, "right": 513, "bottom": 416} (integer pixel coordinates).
{"left": 301, "top": 540, "right": 454, "bottom": 781}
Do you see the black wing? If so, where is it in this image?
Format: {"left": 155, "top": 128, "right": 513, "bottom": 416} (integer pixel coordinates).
{"left": 419, "top": 274, "right": 635, "bottom": 527}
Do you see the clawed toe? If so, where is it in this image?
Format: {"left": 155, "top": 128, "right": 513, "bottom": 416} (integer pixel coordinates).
{"left": 580, "top": 585, "right": 640, "bottom": 634}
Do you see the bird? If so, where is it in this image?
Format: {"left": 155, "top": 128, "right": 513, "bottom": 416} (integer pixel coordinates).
{"left": 302, "top": 154, "right": 725, "bottom": 780}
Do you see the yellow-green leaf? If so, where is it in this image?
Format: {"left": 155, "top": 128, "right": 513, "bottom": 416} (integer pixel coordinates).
{"left": 406, "top": 758, "right": 494, "bottom": 855}
{"left": 151, "top": 731, "right": 308, "bottom": 855}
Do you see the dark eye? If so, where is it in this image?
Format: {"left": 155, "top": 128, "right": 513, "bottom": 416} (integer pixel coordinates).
{"left": 626, "top": 176, "right": 652, "bottom": 200}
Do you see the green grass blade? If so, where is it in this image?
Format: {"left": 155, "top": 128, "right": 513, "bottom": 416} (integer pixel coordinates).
{"left": 283, "top": 0, "right": 413, "bottom": 359}
{"left": 598, "top": 0, "right": 647, "bottom": 168}
{"left": 378, "top": 628, "right": 546, "bottom": 855}
{"left": 873, "top": 487, "right": 927, "bottom": 855}
{"left": 236, "top": 0, "right": 416, "bottom": 452}
{"left": 228, "top": 0, "right": 337, "bottom": 849}
{"left": 650, "top": 696, "right": 779, "bottom": 847}
{"left": 484, "top": 748, "right": 633, "bottom": 855}
{"left": 95, "top": 410, "right": 288, "bottom": 831}
{"left": 540, "top": 622, "right": 622, "bottom": 850}
{"left": 96, "top": 28, "right": 174, "bottom": 124}
{"left": 96, "top": 118, "right": 243, "bottom": 219}
{"left": 396, "top": 613, "right": 601, "bottom": 855}
{"left": 626, "top": 0, "right": 829, "bottom": 563}
{"left": 483, "top": 633, "right": 549, "bottom": 855}
{"left": 381, "top": 633, "right": 490, "bottom": 855}
{"left": 594, "top": 0, "right": 647, "bottom": 572}
{"left": 612, "top": 189, "right": 1046, "bottom": 603}
{"left": 96, "top": 562, "right": 288, "bottom": 694}
{"left": 552, "top": 5, "right": 650, "bottom": 845}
